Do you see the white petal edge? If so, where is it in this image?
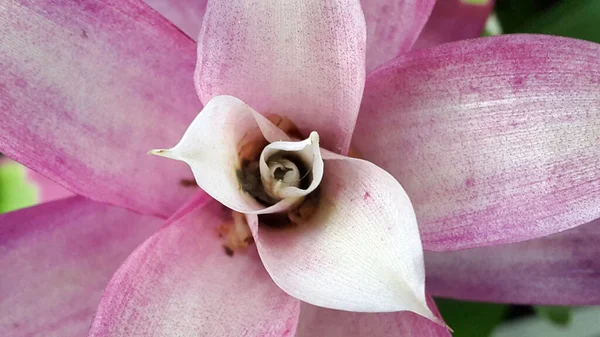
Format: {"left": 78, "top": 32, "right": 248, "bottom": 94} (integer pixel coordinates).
{"left": 246, "top": 151, "right": 439, "bottom": 324}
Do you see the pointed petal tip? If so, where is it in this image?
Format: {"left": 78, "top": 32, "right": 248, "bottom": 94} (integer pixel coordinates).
{"left": 411, "top": 298, "right": 447, "bottom": 328}
{"left": 407, "top": 303, "right": 449, "bottom": 330}
{"left": 427, "top": 309, "right": 451, "bottom": 331}
{"left": 308, "top": 131, "right": 320, "bottom": 144}
{"left": 427, "top": 312, "right": 450, "bottom": 331}
{"left": 148, "top": 148, "right": 177, "bottom": 159}
{"left": 147, "top": 148, "right": 163, "bottom": 155}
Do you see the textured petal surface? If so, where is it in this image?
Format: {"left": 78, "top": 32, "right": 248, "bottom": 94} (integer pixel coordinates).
{"left": 0, "top": 0, "right": 202, "bottom": 218}
{"left": 196, "top": 0, "right": 366, "bottom": 153}
{"left": 26, "top": 167, "right": 74, "bottom": 203}
{"left": 0, "top": 197, "right": 162, "bottom": 337}
{"left": 353, "top": 35, "right": 600, "bottom": 250}
{"left": 426, "top": 217, "right": 600, "bottom": 305}
{"left": 247, "top": 153, "right": 436, "bottom": 320}
{"left": 89, "top": 192, "right": 300, "bottom": 337}
{"left": 142, "top": 0, "right": 206, "bottom": 40}
{"left": 150, "top": 95, "right": 294, "bottom": 214}
{"left": 296, "top": 296, "right": 449, "bottom": 337}
{"left": 361, "top": 0, "right": 434, "bottom": 72}
{"left": 414, "top": 0, "right": 494, "bottom": 49}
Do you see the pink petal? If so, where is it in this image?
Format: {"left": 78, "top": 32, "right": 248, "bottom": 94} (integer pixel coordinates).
{"left": 296, "top": 296, "right": 449, "bottom": 337}
{"left": 0, "top": 197, "right": 162, "bottom": 337}
{"left": 246, "top": 153, "right": 437, "bottom": 321}
{"left": 414, "top": 0, "right": 494, "bottom": 50}
{"left": 361, "top": 0, "right": 435, "bottom": 72}
{"left": 426, "top": 217, "right": 600, "bottom": 305}
{"left": 142, "top": 0, "right": 206, "bottom": 40}
{"left": 89, "top": 192, "right": 300, "bottom": 337}
{"left": 0, "top": 0, "right": 202, "bottom": 218}
{"left": 353, "top": 35, "right": 600, "bottom": 251}
{"left": 195, "top": 0, "right": 366, "bottom": 154}
{"left": 26, "top": 168, "right": 74, "bottom": 203}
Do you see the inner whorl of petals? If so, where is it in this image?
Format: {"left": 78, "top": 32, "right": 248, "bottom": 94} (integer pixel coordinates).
{"left": 269, "top": 159, "right": 301, "bottom": 188}
{"left": 262, "top": 156, "right": 304, "bottom": 199}
{"left": 237, "top": 131, "right": 324, "bottom": 214}
{"left": 259, "top": 131, "right": 322, "bottom": 202}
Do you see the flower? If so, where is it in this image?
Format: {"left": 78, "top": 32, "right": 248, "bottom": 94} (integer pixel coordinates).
{"left": 1, "top": 1, "right": 599, "bottom": 337}
{"left": 146, "top": 94, "right": 436, "bottom": 316}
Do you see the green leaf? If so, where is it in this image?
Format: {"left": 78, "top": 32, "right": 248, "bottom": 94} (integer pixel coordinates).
{"left": 0, "top": 161, "right": 38, "bottom": 213}
{"left": 517, "top": 0, "right": 600, "bottom": 44}
{"left": 495, "top": 0, "right": 560, "bottom": 33}
{"left": 534, "top": 306, "right": 573, "bottom": 326}
{"left": 435, "top": 298, "right": 508, "bottom": 337}
{"left": 461, "top": 0, "right": 491, "bottom": 5}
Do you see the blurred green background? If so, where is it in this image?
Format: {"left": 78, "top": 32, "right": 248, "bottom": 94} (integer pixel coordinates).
{"left": 1, "top": 0, "right": 599, "bottom": 336}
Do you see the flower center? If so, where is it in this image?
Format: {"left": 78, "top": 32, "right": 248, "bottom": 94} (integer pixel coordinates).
{"left": 272, "top": 161, "right": 297, "bottom": 182}
{"left": 238, "top": 130, "right": 321, "bottom": 209}
{"left": 211, "top": 115, "right": 326, "bottom": 255}
{"left": 260, "top": 149, "right": 313, "bottom": 200}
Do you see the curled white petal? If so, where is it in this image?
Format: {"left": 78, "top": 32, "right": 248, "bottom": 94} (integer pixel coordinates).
{"left": 149, "top": 96, "right": 277, "bottom": 213}
{"left": 259, "top": 132, "right": 323, "bottom": 201}
{"left": 246, "top": 153, "right": 439, "bottom": 324}
{"left": 148, "top": 95, "right": 324, "bottom": 215}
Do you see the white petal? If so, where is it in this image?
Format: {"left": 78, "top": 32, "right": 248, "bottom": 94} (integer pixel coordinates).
{"left": 246, "top": 152, "right": 438, "bottom": 322}
{"left": 149, "top": 95, "right": 283, "bottom": 213}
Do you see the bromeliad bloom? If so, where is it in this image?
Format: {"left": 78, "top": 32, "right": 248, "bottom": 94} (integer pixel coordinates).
{"left": 1, "top": 1, "right": 599, "bottom": 337}
{"left": 147, "top": 94, "right": 438, "bottom": 318}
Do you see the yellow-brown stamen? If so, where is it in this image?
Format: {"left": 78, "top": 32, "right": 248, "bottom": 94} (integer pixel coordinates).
{"left": 217, "top": 211, "right": 253, "bottom": 256}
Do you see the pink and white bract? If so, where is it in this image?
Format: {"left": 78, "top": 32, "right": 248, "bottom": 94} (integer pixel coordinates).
{"left": 0, "top": 1, "right": 599, "bottom": 337}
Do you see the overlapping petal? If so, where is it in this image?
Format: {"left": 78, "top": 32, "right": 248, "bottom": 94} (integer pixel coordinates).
{"left": 414, "top": 0, "right": 494, "bottom": 49}
{"left": 89, "top": 192, "right": 300, "bottom": 337}
{"left": 296, "top": 296, "right": 450, "bottom": 337}
{"left": 142, "top": 0, "right": 207, "bottom": 39}
{"left": 361, "top": 0, "right": 435, "bottom": 72}
{"left": 246, "top": 152, "right": 437, "bottom": 321}
{"left": 25, "top": 167, "right": 74, "bottom": 203}
{"left": 0, "top": 0, "right": 202, "bottom": 218}
{"left": 150, "top": 95, "right": 307, "bottom": 213}
{"left": 426, "top": 217, "right": 600, "bottom": 305}
{"left": 353, "top": 35, "right": 600, "bottom": 251}
{"left": 0, "top": 197, "right": 162, "bottom": 337}
{"left": 143, "top": 0, "right": 437, "bottom": 75}
{"left": 195, "top": 0, "right": 366, "bottom": 153}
